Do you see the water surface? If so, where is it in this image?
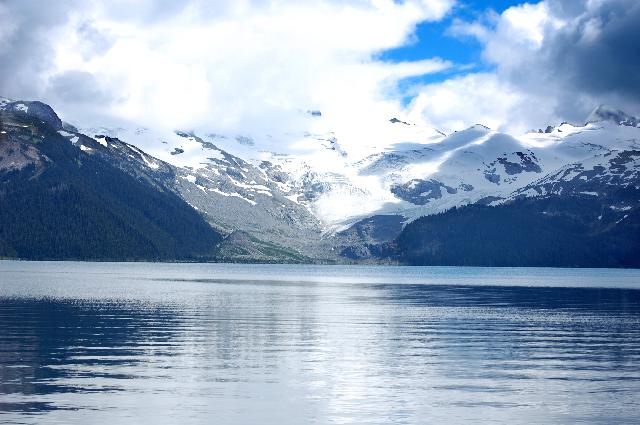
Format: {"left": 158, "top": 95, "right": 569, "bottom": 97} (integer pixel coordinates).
{"left": 1, "top": 262, "right": 639, "bottom": 424}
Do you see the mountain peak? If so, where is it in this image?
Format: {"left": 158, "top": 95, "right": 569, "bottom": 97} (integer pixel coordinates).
{"left": 586, "top": 104, "right": 639, "bottom": 127}
{"left": 1, "top": 99, "right": 63, "bottom": 130}
{"left": 465, "top": 123, "right": 491, "bottom": 132}
{"left": 389, "top": 117, "right": 411, "bottom": 125}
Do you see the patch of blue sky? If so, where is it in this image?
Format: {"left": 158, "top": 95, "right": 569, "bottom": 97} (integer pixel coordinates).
{"left": 381, "top": 0, "right": 539, "bottom": 104}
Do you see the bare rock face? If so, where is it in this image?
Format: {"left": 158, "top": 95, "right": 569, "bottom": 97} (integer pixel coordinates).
{"left": 0, "top": 136, "right": 44, "bottom": 173}
{"left": 3, "top": 101, "right": 63, "bottom": 130}
{"left": 391, "top": 179, "right": 457, "bottom": 205}
{"left": 511, "top": 150, "right": 640, "bottom": 205}
{"left": 587, "top": 105, "right": 640, "bottom": 127}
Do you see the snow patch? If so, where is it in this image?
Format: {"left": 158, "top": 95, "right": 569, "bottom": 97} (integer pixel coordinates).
{"left": 616, "top": 214, "right": 629, "bottom": 224}
{"left": 140, "top": 154, "right": 159, "bottom": 169}
{"left": 285, "top": 194, "right": 300, "bottom": 204}
{"left": 208, "top": 187, "right": 257, "bottom": 205}
{"left": 610, "top": 205, "right": 632, "bottom": 211}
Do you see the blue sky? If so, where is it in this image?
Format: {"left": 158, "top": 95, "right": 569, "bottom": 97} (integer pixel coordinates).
{"left": 383, "top": 0, "right": 535, "bottom": 64}
{"left": 381, "top": 0, "right": 537, "bottom": 90}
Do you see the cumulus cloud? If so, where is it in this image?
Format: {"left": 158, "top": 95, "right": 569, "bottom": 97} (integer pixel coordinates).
{"left": 411, "top": 0, "right": 640, "bottom": 133}
{"left": 46, "top": 70, "right": 116, "bottom": 104}
{"left": 538, "top": 0, "right": 640, "bottom": 114}
{"left": 2, "top": 0, "right": 635, "bottom": 143}
{"left": 406, "top": 73, "right": 541, "bottom": 132}
{"left": 0, "top": 0, "right": 455, "bottom": 152}
{"left": 0, "top": 0, "right": 82, "bottom": 100}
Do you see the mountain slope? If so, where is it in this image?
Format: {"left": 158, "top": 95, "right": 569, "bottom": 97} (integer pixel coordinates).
{"left": 394, "top": 196, "right": 640, "bottom": 267}
{"left": 213, "top": 230, "right": 313, "bottom": 263}
{"left": 393, "top": 149, "right": 640, "bottom": 267}
{"left": 0, "top": 103, "right": 223, "bottom": 260}
{"left": 2, "top": 96, "right": 639, "bottom": 266}
{"left": 69, "top": 128, "right": 332, "bottom": 260}
{"left": 69, "top": 101, "right": 640, "bottom": 231}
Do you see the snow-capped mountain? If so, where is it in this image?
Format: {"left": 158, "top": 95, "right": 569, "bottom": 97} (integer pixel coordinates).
{"left": 84, "top": 103, "right": 640, "bottom": 261}
{"left": 379, "top": 118, "right": 639, "bottom": 219}
{"left": 2, "top": 97, "right": 639, "bottom": 263}
{"left": 74, "top": 112, "right": 449, "bottom": 229}
{"left": 0, "top": 99, "right": 224, "bottom": 260}
{"left": 60, "top": 128, "right": 329, "bottom": 260}
{"left": 509, "top": 149, "right": 640, "bottom": 211}
{"left": 70, "top": 103, "right": 640, "bottom": 232}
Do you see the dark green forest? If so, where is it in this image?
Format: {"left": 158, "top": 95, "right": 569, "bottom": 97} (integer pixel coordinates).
{"left": 0, "top": 113, "right": 222, "bottom": 261}
{"left": 395, "top": 197, "right": 640, "bottom": 267}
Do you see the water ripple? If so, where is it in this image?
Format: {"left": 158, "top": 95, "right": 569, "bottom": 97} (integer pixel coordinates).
{"left": 0, "top": 262, "right": 639, "bottom": 424}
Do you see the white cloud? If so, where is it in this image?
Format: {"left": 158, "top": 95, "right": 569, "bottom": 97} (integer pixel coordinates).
{"left": 0, "top": 4, "right": 18, "bottom": 54}
{"left": 5, "top": 0, "right": 634, "bottom": 147}
{"left": 0, "top": 0, "right": 456, "bottom": 154}
{"left": 446, "top": 10, "right": 498, "bottom": 42}
{"left": 406, "top": 2, "right": 564, "bottom": 133}
{"left": 482, "top": 1, "right": 564, "bottom": 69}
{"left": 408, "top": 0, "right": 640, "bottom": 134}
{"left": 406, "top": 73, "right": 550, "bottom": 133}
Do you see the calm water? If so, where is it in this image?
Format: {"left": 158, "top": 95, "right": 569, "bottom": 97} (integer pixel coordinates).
{"left": 1, "top": 262, "right": 640, "bottom": 424}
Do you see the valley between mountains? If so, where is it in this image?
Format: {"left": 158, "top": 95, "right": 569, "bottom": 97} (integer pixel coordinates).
{"left": 1, "top": 97, "right": 638, "bottom": 266}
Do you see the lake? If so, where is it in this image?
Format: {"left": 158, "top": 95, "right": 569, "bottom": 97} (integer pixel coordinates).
{"left": 1, "top": 261, "right": 639, "bottom": 424}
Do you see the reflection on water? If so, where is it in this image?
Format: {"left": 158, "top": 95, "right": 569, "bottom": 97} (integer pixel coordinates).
{"left": 1, "top": 262, "right": 639, "bottom": 424}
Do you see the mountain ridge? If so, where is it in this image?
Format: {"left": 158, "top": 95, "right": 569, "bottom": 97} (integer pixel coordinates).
{"left": 1, "top": 96, "right": 638, "bottom": 265}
